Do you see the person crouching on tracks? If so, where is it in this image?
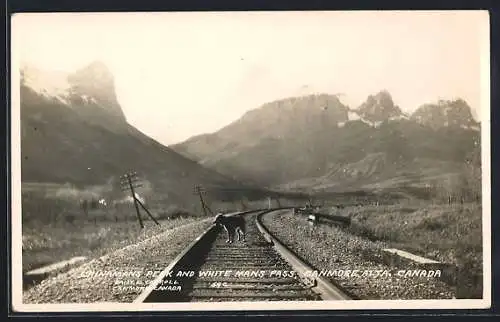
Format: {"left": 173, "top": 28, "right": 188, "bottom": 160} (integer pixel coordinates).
{"left": 213, "top": 213, "right": 246, "bottom": 244}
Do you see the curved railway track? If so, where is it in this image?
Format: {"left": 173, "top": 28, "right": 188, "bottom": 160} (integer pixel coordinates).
{"left": 134, "top": 209, "right": 351, "bottom": 302}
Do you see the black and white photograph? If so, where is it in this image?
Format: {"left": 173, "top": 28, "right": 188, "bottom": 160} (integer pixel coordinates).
{"left": 11, "top": 10, "right": 491, "bottom": 311}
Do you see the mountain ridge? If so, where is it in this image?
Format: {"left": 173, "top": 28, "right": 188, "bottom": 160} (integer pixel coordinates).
{"left": 172, "top": 91, "right": 481, "bottom": 194}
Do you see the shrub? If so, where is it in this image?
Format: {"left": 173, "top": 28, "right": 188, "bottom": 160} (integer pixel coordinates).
{"left": 156, "top": 205, "right": 197, "bottom": 220}
{"left": 418, "top": 217, "right": 446, "bottom": 231}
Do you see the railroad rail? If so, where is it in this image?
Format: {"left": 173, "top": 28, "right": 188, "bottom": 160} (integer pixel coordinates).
{"left": 134, "top": 208, "right": 351, "bottom": 302}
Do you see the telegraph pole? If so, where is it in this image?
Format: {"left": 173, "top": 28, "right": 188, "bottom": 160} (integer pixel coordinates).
{"left": 121, "top": 172, "right": 144, "bottom": 228}
{"left": 136, "top": 197, "right": 160, "bottom": 226}
{"left": 194, "top": 185, "right": 214, "bottom": 216}
{"left": 120, "top": 171, "right": 160, "bottom": 228}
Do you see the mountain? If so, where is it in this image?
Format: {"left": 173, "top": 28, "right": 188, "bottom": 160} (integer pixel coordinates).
{"left": 20, "top": 62, "right": 264, "bottom": 209}
{"left": 173, "top": 94, "right": 351, "bottom": 185}
{"left": 356, "top": 90, "right": 408, "bottom": 123}
{"left": 172, "top": 91, "right": 481, "bottom": 196}
{"left": 411, "top": 98, "right": 480, "bottom": 130}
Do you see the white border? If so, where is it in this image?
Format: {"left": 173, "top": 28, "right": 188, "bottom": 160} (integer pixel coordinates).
{"left": 11, "top": 12, "right": 24, "bottom": 313}
{"left": 10, "top": 10, "right": 492, "bottom": 312}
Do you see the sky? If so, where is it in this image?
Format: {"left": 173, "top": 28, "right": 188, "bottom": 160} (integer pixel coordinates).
{"left": 12, "top": 11, "right": 489, "bottom": 145}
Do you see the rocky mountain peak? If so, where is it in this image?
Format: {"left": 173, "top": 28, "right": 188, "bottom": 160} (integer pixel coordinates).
{"left": 67, "top": 61, "right": 126, "bottom": 120}
{"left": 356, "top": 90, "right": 405, "bottom": 123}
{"left": 69, "top": 61, "right": 114, "bottom": 86}
{"left": 21, "top": 61, "right": 127, "bottom": 122}
{"left": 410, "top": 99, "right": 479, "bottom": 130}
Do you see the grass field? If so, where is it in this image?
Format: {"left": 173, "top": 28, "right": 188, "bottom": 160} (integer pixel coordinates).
{"left": 22, "top": 217, "right": 205, "bottom": 273}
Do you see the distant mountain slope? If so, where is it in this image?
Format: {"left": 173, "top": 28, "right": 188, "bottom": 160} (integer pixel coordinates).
{"left": 20, "top": 62, "right": 263, "bottom": 208}
{"left": 172, "top": 91, "right": 481, "bottom": 194}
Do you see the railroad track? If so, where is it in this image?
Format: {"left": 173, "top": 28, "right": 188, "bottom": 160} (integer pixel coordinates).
{"left": 134, "top": 209, "right": 351, "bottom": 303}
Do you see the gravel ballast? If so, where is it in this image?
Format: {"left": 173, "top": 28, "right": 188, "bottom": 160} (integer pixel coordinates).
{"left": 261, "top": 210, "right": 456, "bottom": 300}
{"left": 23, "top": 219, "right": 213, "bottom": 303}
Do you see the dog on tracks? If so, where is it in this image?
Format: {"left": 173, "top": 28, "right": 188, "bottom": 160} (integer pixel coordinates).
{"left": 213, "top": 213, "right": 246, "bottom": 243}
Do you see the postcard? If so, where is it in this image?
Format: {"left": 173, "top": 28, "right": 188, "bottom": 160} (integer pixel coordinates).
{"left": 10, "top": 10, "right": 491, "bottom": 312}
